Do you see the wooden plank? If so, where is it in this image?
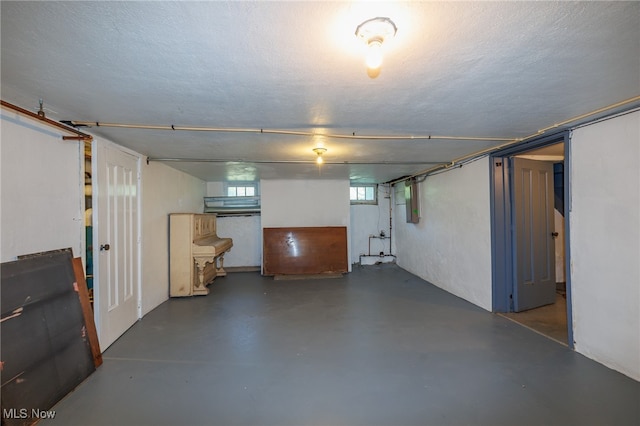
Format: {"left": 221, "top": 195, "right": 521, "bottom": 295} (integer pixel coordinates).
{"left": 72, "top": 257, "right": 103, "bottom": 367}
{"left": 263, "top": 227, "right": 348, "bottom": 276}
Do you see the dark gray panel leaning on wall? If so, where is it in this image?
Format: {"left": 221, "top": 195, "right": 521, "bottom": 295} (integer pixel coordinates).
{"left": 1, "top": 250, "right": 95, "bottom": 426}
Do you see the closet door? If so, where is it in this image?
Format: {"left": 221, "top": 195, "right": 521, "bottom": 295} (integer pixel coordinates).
{"left": 93, "top": 140, "right": 140, "bottom": 350}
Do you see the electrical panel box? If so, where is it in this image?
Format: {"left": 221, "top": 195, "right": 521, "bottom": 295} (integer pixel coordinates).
{"left": 405, "top": 179, "right": 420, "bottom": 223}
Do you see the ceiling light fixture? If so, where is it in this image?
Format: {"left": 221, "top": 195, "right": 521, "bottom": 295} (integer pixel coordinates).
{"left": 355, "top": 17, "right": 397, "bottom": 75}
{"left": 313, "top": 147, "right": 327, "bottom": 164}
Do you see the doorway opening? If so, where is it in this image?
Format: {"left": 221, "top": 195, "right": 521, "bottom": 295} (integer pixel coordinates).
{"left": 490, "top": 132, "right": 572, "bottom": 347}
{"left": 84, "top": 141, "right": 94, "bottom": 306}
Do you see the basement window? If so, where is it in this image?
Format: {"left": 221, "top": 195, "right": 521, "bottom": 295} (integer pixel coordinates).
{"left": 350, "top": 184, "right": 377, "bottom": 205}
{"left": 204, "top": 182, "right": 261, "bottom": 215}
{"left": 226, "top": 182, "right": 257, "bottom": 197}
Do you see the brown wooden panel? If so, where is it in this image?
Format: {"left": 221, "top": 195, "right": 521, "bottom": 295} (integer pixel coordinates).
{"left": 263, "top": 227, "right": 348, "bottom": 276}
{"left": 72, "top": 257, "right": 103, "bottom": 367}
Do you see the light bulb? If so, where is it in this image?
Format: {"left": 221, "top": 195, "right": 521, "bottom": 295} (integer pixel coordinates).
{"left": 366, "top": 40, "right": 383, "bottom": 70}
{"left": 313, "top": 147, "right": 327, "bottom": 164}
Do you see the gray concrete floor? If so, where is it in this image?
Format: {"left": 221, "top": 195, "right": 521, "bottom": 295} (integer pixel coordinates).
{"left": 500, "top": 293, "right": 568, "bottom": 345}
{"left": 46, "top": 265, "right": 638, "bottom": 426}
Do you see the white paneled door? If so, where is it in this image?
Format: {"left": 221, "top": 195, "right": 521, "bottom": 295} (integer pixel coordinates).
{"left": 93, "top": 140, "right": 140, "bottom": 350}
{"left": 512, "top": 158, "right": 556, "bottom": 312}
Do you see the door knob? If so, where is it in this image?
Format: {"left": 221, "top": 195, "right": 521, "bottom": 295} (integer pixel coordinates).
{"left": 551, "top": 232, "right": 559, "bottom": 238}
{"left": 100, "top": 243, "right": 110, "bottom": 251}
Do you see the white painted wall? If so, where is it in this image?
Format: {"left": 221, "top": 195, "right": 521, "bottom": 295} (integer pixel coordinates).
{"left": 570, "top": 111, "right": 640, "bottom": 381}
{"left": 206, "top": 181, "right": 223, "bottom": 196}
{"left": 205, "top": 182, "right": 261, "bottom": 268}
{"left": 216, "top": 216, "right": 261, "bottom": 268}
{"left": 393, "top": 158, "right": 493, "bottom": 311}
{"left": 1, "top": 109, "right": 84, "bottom": 262}
{"left": 141, "top": 161, "right": 205, "bottom": 315}
{"left": 350, "top": 184, "right": 395, "bottom": 265}
{"left": 261, "top": 179, "right": 351, "bottom": 270}
{"left": 261, "top": 179, "right": 350, "bottom": 228}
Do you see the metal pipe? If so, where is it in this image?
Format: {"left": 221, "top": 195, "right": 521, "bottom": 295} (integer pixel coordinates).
{"left": 387, "top": 95, "right": 640, "bottom": 185}
{"left": 388, "top": 186, "right": 393, "bottom": 256}
{"left": 148, "top": 157, "right": 441, "bottom": 166}
{"left": 69, "top": 120, "right": 512, "bottom": 142}
{"left": 1, "top": 100, "right": 92, "bottom": 140}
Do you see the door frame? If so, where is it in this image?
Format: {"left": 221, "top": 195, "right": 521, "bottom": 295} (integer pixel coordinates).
{"left": 91, "top": 138, "right": 143, "bottom": 348}
{"left": 489, "top": 131, "right": 573, "bottom": 347}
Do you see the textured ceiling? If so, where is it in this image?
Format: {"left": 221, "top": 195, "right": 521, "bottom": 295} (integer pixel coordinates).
{"left": 2, "top": 1, "right": 639, "bottom": 183}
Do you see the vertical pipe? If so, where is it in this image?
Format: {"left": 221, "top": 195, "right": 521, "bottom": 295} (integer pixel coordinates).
{"left": 388, "top": 184, "right": 393, "bottom": 255}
